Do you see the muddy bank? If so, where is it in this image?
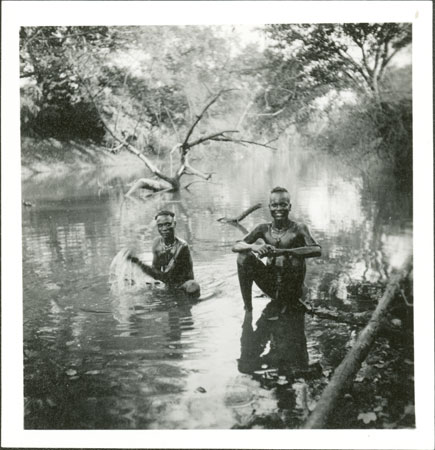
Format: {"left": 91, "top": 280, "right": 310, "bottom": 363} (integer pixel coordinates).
{"left": 21, "top": 137, "right": 146, "bottom": 180}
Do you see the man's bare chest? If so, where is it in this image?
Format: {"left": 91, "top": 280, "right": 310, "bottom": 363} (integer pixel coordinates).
{"left": 263, "top": 226, "right": 302, "bottom": 248}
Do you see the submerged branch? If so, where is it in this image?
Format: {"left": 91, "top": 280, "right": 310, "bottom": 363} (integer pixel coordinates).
{"left": 183, "top": 180, "right": 220, "bottom": 190}
{"left": 125, "top": 178, "right": 173, "bottom": 197}
{"left": 218, "top": 203, "right": 263, "bottom": 223}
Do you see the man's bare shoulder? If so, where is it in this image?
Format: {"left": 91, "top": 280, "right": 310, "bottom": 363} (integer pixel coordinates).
{"left": 291, "top": 220, "right": 309, "bottom": 233}
{"left": 251, "top": 223, "right": 270, "bottom": 233}
{"left": 175, "top": 236, "right": 189, "bottom": 247}
{"left": 152, "top": 237, "right": 162, "bottom": 251}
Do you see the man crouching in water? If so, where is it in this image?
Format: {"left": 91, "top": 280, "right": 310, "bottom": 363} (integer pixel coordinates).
{"left": 127, "top": 210, "right": 200, "bottom": 299}
{"left": 232, "top": 187, "right": 321, "bottom": 316}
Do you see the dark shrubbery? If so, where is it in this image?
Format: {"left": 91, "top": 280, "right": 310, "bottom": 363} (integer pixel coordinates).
{"left": 23, "top": 101, "right": 105, "bottom": 141}
{"left": 311, "top": 95, "right": 412, "bottom": 187}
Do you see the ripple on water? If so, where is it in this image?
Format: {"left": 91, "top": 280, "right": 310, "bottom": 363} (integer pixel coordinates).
{"left": 22, "top": 160, "right": 413, "bottom": 429}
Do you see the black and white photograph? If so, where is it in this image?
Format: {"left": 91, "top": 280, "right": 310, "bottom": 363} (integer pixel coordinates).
{"left": 2, "top": 1, "right": 433, "bottom": 448}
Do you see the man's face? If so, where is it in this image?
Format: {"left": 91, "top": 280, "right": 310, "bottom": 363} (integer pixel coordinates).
{"left": 269, "top": 191, "right": 291, "bottom": 221}
{"left": 156, "top": 214, "right": 176, "bottom": 240}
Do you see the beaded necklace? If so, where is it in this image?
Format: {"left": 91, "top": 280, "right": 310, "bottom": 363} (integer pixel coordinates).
{"left": 270, "top": 223, "right": 290, "bottom": 242}
{"left": 161, "top": 238, "right": 176, "bottom": 253}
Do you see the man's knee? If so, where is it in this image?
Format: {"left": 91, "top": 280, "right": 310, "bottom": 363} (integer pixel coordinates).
{"left": 237, "top": 252, "right": 256, "bottom": 267}
{"left": 181, "top": 280, "right": 201, "bottom": 299}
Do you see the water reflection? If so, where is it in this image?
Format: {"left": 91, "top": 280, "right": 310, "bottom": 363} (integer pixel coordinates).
{"left": 238, "top": 307, "right": 309, "bottom": 375}
{"left": 21, "top": 147, "right": 413, "bottom": 429}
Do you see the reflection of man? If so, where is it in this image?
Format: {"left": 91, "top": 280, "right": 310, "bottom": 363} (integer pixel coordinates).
{"left": 238, "top": 309, "right": 309, "bottom": 374}
{"left": 127, "top": 210, "right": 200, "bottom": 298}
{"left": 232, "top": 187, "right": 321, "bottom": 314}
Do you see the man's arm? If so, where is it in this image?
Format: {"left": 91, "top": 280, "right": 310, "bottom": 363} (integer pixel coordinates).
{"left": 273, "top": 246, "right": 321, "bottom": 258}
{"left": 127, "top": 253, "right": 165, "bottom": 281}
{"left": 288, "top": 223, "right": 321, "bottom": 258}
{"left": 172, "top": 245, "right": 194, "bottom": 280}
{"left": 232, "top": 224, "right": 274, "bottom": 257}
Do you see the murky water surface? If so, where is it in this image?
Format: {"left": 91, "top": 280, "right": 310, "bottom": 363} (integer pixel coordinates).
{"left": 22, "top": 146, "right": 412, "bottom": 429}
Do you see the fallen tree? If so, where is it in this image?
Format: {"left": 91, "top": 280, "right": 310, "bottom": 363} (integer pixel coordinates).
{"left": 77, "top": 75, "right": 276, "bottom": 196}
{"left": 302, "top": 257, "right": 413, "bottom": 429}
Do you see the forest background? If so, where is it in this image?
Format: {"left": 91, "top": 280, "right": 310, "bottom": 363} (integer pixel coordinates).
{"left": 20, "top": 24, "right": 412, "bottom": 190}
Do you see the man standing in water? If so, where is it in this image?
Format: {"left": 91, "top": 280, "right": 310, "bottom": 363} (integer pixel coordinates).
{"left": 232, "top": 187, "right": 321, "bottom": 315}
{"left": 127, "top": 210, "right": 200, "bottom": 298}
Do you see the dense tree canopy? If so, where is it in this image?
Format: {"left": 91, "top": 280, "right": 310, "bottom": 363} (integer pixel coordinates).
{"left": 20, "top": 26, "right": 126, "bottom": 139}
{"left": 20, "top": 24, "right": 412, "bottom": 181}
{"left": 264, "top": 24, "right": 411, "bottom": 100}
{"left": 20, "top": 25, "right": 251, "bottom": 144}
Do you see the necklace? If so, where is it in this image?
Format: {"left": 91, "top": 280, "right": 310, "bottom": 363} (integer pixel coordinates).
{"left": 162, "top": 239, "right": 176, "bottom": 252}
{"left": 271, "top": 225, "right": 289, "bottom": 239}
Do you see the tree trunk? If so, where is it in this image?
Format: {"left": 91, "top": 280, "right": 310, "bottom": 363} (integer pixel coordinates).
{"left": 302, "top": 257, "right": 412, "bottom": 429}
{"left": 125, "top": 178, "right": 173, "bottom": 197}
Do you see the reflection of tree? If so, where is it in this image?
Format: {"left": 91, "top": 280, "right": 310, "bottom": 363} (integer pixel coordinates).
{"left": 310, "top": 185, "right": 411, "bottom": 308}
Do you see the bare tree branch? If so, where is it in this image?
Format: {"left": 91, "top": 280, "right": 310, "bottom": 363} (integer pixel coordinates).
{"left": 354, "top": 39, "right": 373, "bottom": 77}
{"left": 182, "top": 89, "right": 236, "bottom": 148}
{"left": 251, "top": 108, "right": 285, "bottom": 117}
{"left": 212, "top": 137, "right": 277, "bottom": 150}
{"left": 379, "top": 45, "right": 403, "bottom": 80}
{"left": 183, "top": 163, "right": 212, "bottom": 180}
{"left": 183, "top": 180, "right": 220, "bottom": 190}
{"left": 218, "top": 203, "right": 263, "bottom": 223}
{"left": 186, "top": 130, "right": 239, "bottom": 148}
{"left": 76, "top": 71, "right": 176, "bottom": 188}
{"left": 236, "top": 99, "right": 254, "bottom": 129}
{"left": 125, "top": 178, "right": 172, "bottom": 197}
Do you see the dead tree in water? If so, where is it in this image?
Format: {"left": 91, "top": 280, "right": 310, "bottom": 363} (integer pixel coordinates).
{"left": 302, "top": 258, "right": 413, "bottom": 429}
{"left": 80, "top": 81, "right": 275, "bottom": 196}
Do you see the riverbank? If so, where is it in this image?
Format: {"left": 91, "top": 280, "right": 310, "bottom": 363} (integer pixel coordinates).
{"left": 21, "top": 137, "right": 143, "bottom": 180}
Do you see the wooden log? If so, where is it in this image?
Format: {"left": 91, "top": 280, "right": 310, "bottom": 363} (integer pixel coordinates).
{"left": 218, "top": 203, "right": 262, "bottom": 223}
{"left": 308, "top": 306, "right": 406, "bottom": 342}
{"left": 125, "top": 178, "right": 173, "bottom": 197}
{"left": 310, "top": 306, "right": 371, "bottom": 326}
{"left": 302, "top": 257, "right": 412, "bottom": 429}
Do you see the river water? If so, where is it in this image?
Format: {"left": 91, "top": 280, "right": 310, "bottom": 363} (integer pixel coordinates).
{"left": 22, "top": 145, "right": 412, "bottom": 429}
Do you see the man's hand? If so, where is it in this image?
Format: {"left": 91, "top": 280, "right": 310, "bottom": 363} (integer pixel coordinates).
{"left": 124, "top": 249, "right": 137, "bottom": 263}
{"left": 251, "top": 242, "right": 276, "bottom": 257}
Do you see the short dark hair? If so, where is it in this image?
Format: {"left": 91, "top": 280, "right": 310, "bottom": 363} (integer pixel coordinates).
{"left": 270, "top": 186, "right": 289, "bottom": 195}
{"left": 155, "top": 210, "right": 175, "bottom": 220}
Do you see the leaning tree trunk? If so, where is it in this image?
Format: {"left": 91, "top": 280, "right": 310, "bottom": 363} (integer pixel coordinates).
{"left": 302, "top": 257, "right": 412, "bottom": 429}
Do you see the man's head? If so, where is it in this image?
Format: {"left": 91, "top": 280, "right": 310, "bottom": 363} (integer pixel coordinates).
{"left": 269, "top": 186, "right": 291, "bottom": 222}
{"left": 155, "top": 210, "right": 176, "bottom": 242}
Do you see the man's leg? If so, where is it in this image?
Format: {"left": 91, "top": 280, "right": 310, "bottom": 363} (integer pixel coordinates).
{"left": 280, "top": 258, "right": 307, "bottom": 311}
{"left": 237, "top": 252, "right": 275, "bottom": 311}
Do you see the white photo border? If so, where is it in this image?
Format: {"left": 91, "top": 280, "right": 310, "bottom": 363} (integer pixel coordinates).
{"left": 2, "top": 1, "right": 433, "bottom": 449}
